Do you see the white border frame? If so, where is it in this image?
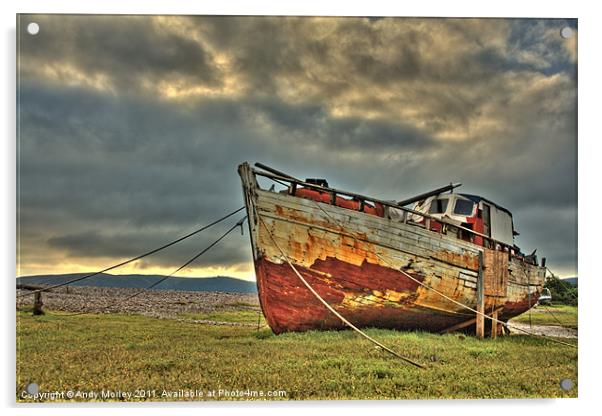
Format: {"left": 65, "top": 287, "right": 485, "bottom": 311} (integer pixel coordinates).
{"left": 3, "top": 1, "right": 599, "bottom": 415}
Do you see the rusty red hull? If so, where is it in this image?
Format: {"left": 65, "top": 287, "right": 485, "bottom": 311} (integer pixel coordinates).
{"left": 255, "top": 256, "right": 537, "bottom": 334}
{"left": 238, "top": 163, "right": 545, "bottom": 334}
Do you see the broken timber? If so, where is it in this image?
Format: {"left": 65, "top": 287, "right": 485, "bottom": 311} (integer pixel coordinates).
{"left": 17, "top": 284, "right": 47, "bottom": 316}
{"left": 440, "top": 306, "right": 504, "bottom": 335}
{"left": 476, "top": 251, "right": 485, "bottom": 339}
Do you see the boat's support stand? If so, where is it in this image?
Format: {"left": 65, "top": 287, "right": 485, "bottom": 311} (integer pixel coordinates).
{"left": 475, "top": 250, "right": 504, "bottom": 339}
{"left": 476, "top": 251, "right": 485, "bottom": 338}
{"left": 440, "top": 306, "right": 504, "bottom": 337}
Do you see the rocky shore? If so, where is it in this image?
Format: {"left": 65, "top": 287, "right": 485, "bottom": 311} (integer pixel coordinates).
{"left": 16, "top": 285, "right": 260, "bottom": 319}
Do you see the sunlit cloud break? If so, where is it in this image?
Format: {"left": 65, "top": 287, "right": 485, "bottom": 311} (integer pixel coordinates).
{"left": 17, "top": 15, "right": 577, "bottom": 279}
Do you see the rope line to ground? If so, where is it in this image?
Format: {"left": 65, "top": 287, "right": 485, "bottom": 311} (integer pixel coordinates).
{"left": 306, "top": 198, "right": 577, "bottom": 349}
{"left": 17, "top": 206, "right": 245, "bottom": 299}
{"left": 520, "top": 267, "right": 575, "bottom": 329}
{"left": 258, "top": 215, "right": 426, "bottom": 369}
{"left": 56, "top": 216, "right": 248, "bottom": 317}
{"left": 542, "top": 305, "right": 572, "bottom": 328}
{"left": 544, "top": 267, "right": 578, "bottom": 301}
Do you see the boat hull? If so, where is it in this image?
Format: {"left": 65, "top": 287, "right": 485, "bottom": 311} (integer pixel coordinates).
{"left": 255, "top": 256, "right": 477, "bottom": 333}
{"left": 239, "top": 165, "right": 545, "bottom": 334}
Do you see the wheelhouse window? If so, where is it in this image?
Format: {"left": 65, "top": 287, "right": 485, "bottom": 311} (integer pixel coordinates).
{"left": 453, "top": 199, "right": 475, "bottom": 215}
{"left": 429, "top": 198, "right": 448, "bottom": 214}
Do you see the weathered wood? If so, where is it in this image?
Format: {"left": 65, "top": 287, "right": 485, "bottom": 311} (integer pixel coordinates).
{"left": 476, "top": 251, "right": 485, "bottom": 339}
{"left": 258, "top": 190, "right": 541, "bottom": 316}
{"left": 484, "top": 249, "right": 509, "bottom": 297}
{"left": 259, "top": 191, "right": 482, "bottom": 259}
{"left": 251, "top": 167, "right": 516, "bottom": 251}
{"left": 260, "top": 191, "right": 482, "bottom": 259}
{"left": 33, "top": 292, "right": 44, "bottom": 316}
{"left": 440, "top": 306, "right": 505, "bottom": 335}
{"left": 491, "top": 310, "right": 499, "bottom": 339}
{"left": 440, "top": 317, "right": 477, "bottom": 333}
{"left": 238, "top": 162, "right": 546, "bottom": 334}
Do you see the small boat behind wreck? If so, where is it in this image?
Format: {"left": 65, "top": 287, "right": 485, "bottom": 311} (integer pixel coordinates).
{"left": 239, "top": 162, "right": 545, "bottom": 334}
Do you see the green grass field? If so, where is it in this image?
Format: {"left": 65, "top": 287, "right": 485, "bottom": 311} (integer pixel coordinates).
{"left": 511, "top": 304, "right": 578, "bottom": 329}
{"left": 16, "top": 309, "right": 577, "bottom": 402}
{"left": 177, "top": 309, "right": 263, "bottom": 324}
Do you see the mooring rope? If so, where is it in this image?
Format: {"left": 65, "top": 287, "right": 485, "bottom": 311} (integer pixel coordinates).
{"left": 122, "top": 216, "right": 247, "bottom": 303}
{"left": 520, "top": 267, "right": 576, "bottom": 330}
{"left": 54, "top": 216, "right": 248, "bottom": 317}
{"left": 305, "top": 198, "right": 577, "bottom": 349}
{"left": 542, "top": 305, "right": 572, "bottom": 328}
{"left": 527, "top": 265, "right": 533, "bottom": 329}
{"left": 258, "top": 216, "right": 425, "bottom": 369}
{"left": 545, "top": 266, "right": 579, "bottom": 301}
{"left": 17, "top": 207, "right": 245, "bottom": 299}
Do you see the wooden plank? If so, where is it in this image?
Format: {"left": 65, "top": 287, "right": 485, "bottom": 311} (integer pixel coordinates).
{"left": 253, "top": 170, "right": 515, "bottom": 250}
{"left": 476, "top": 251, "right": 485, "bottom": 339}
{"left": 258, "top": 210, "right": 479, "bottom": 290}
{"left": 253, "top": 187, "right": 545, "bottom": 319}
{"left": 257, "top": 202, "right": 437, "bottom": 254}
{"left": 491, "top": 310, "right": 499, "bottom": 339}
{"left": 484, "top": 249, "right": 509, "bottom": 297}
{"left": 260, "top": 208, "right": 452, "bottom": 268}
{"left": 258, "top": 189, "right": 483, "bottom": 253}
{"left": 258, "top": 196, "right": 481, "bottom": 270}
{"left": 440, "top": 317, "right": 477, "bottom": 333}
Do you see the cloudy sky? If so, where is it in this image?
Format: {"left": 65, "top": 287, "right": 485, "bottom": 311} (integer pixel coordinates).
{"left": 17, "top": 15, "right": 577, "bottom": 279}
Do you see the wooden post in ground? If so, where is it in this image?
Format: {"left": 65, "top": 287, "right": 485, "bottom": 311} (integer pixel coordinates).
{"left": 491, "top": 310, "right": 498, "bottom": 339}
{"left": 33, "top": 292, "right": 44, "bottom": 316}
{"left": 476, "top": 251, "right": 485, "bottom": 339}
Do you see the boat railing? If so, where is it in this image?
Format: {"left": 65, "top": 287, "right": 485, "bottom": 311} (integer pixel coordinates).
{"left": 250, "top": 167, "right": 516, "bottom": 254}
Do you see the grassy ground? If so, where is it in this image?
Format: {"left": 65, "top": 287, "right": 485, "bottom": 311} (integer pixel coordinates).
{"left": 16, "top": 309, "right": 577, "bottom": 402}
{"left": 511, "top": 304, "right": 578, "bottom": 329}
{"left": 177, "top": 309, "right": 263, "bottom": 324}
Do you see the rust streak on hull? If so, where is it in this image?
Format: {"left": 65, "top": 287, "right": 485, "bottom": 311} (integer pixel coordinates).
{"left": 239, "top": 163, "right": 546, "bottom": 334}
{"left": 255, "top": 256, "right": 473, "bottom": 334}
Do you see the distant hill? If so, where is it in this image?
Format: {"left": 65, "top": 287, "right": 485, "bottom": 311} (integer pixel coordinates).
{"left": 562, "top": 277, "right": 578, "bottom": 286}
{"left": 16, "top": 273, "right": 257, "bottom": 294}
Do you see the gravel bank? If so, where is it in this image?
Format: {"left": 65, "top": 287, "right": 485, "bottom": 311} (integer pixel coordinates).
{"left": 508, "top": 321, "right": 577, "bottom": 339}
{"left": 16, "top": 285, "right": 259, "bottom": 319}
{"left": 17, "top": 286, "right": 577, "bottom": 338}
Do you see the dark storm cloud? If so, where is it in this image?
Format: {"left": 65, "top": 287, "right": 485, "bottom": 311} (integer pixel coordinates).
{"left": 18, "top": 82, "right": 258, "bottom": 228}
{"left": 19, "top": 14, "right": 220, "bottom": 94}
{"left": 17, "top": 15, "right": 578, "bottom": 277}
{"left": 253, "top": 97, "right": 435, "bottom": 151}
{"left": 18, "top": 78, "right": 436, "bottom": 270}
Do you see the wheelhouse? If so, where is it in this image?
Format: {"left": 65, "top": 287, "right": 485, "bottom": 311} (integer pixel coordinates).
{"left": 411, "top": 193, "right": 517, "bottom": 251}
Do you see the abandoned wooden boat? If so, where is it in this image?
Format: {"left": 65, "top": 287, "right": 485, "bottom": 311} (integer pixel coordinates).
{"left": 239, "top": 162, "right": 545, "bottom": 334}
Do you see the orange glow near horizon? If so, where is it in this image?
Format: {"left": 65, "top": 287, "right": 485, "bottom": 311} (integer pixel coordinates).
{"left": 17, "top": 261, "right": 257, "bottom": 282}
